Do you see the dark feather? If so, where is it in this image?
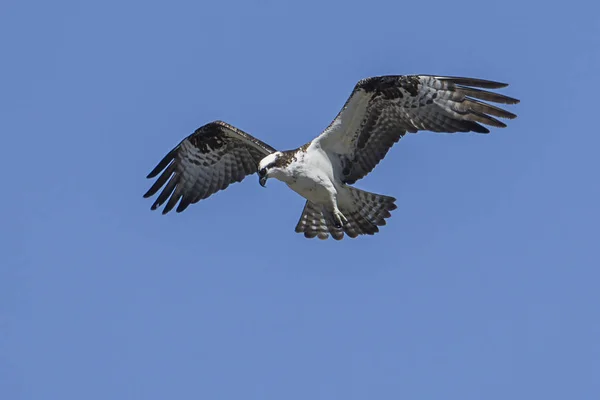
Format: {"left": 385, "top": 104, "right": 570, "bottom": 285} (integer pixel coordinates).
{"left": 143, "top": 161, "right": 175, "bottom": 198}
{"left": 318, "top": 74, "right": 519, "bottom": 184}
{"left": 468, "top": 110, "right": 507, "bottom": 128}
{"left": 144, "top": 121, "right": 275, "bottom": 214}
{"left": 457, "top": 86, "right": 520, "bottom": 105}
{"left": 462, "top": 98, "right": 518, "bottom": 119}
{"left": 146, "top": 148, "right": 178, "bottom": 179}
{"left": 434, "top": 76, "right": 509, "bottom": 89}
{"left": 152, "top": 173, "right": 178, "bottom": 210}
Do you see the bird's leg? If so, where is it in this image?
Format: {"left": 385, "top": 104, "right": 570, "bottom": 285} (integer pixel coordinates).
{"left": 331, "top": 208, "right": 348, "bottom": 229}
{"left": 324, "top": 191, "right": 347, "bottom": 229}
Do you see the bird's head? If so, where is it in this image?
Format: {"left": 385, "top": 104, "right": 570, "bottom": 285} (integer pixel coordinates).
{"left": 257, "top": 152, "right": 286, "bottom": 187}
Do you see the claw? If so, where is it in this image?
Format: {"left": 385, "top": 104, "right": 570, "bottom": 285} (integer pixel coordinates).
{"left": 332, "top": 210, "right": 347, "bottom": 229}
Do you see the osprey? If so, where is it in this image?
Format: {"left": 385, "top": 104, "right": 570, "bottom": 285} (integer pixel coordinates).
{"left": 144, "top": 75, "right": 519, "bottom": 240}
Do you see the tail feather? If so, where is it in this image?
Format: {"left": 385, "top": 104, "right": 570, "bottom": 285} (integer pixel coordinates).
{"left": 295, "top": 201, "right": 344, "bottom": 240}
{"left": 294, "top": 187, "right": 397, "bottom": 240}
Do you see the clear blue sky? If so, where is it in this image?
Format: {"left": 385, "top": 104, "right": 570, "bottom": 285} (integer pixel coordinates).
{"left": 2, "top": 1, "right": 599, "bottom": 399}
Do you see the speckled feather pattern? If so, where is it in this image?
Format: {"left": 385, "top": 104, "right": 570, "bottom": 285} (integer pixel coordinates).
{"left": 143, "top": 121, "right": 275, "bottom": 214}
{"left": 294, "top": 187, "right": 397, "bottom": 240}
{"left": 318, "top": 75, "right": 519, "bottom": 185}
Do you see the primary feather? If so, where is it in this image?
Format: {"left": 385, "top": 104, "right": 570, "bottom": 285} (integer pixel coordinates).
{"left": 143, "top": 121, "right": 275, "bottom": 214}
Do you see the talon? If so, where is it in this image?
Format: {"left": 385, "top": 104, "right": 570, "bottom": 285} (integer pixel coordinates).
{"left": 332, "top": 210, "right": 347, "bottom": 229}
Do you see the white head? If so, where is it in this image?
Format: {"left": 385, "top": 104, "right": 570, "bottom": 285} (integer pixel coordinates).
{"left": 257, "top": 151, "right": 288, "bottom": 187}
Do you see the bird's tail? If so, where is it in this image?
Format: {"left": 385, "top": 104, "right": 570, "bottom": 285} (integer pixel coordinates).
{"left": 294, "top": 187, "right": 397, "bottom": 240}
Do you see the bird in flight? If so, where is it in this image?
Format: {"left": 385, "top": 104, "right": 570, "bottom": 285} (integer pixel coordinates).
{"left": 143, "top": 75, "right": 519, "bottom": 240}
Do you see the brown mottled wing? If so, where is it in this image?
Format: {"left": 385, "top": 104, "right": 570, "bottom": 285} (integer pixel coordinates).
{"left": 315, "top": 75, "right": 520, "bottom": 184}
{"left": 143, "top": 120, "right": 276, "bottom": 214}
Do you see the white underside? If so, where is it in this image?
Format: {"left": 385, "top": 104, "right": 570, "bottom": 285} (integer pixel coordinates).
{"left": 270, "top": 143, "right": 350, "bottom": 212}
{"left": 287, "top": 176, "right": 336, "bottom": 206}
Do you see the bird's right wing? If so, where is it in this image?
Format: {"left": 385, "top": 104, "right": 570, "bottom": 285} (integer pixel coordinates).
{"left": 143, "top": 120, "right": 276, "bottom": 214}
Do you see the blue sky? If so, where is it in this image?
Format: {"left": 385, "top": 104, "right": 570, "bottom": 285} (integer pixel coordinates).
{"left": 2, "top": 0, "right": 599, "bottom": 399}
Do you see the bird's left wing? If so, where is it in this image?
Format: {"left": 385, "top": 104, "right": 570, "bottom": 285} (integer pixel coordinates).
{"left": 143, "top": 120, "right": 276, "bottom": 214}
{"left": 314, "top": 75, "right": 520, "bottom": 184}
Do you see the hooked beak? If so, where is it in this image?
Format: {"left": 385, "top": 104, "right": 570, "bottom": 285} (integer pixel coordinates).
{"left": 259, "top": 176, "right": 267, "bottom": 187}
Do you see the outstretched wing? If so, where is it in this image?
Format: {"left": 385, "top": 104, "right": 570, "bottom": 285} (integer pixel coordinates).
{"left": 314, "top": 75, "right": 520, "bottom": 184}
{"left": 143, "top": 120, "right": 276, "bottom": 214}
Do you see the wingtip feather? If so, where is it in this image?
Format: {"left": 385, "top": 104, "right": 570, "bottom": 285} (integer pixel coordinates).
{"left": 146, "top": 144, "right": 181, "bottom": 179}
{"left": 470, "top": 122, "right": 490, "bottom": 134}
{"left": 437, "top": 76, "right": 510, "bottom": 89}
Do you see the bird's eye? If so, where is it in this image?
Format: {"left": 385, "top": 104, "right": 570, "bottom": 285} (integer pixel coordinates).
{"left": 259, "top": 168, "right": 267, "bottom": 177}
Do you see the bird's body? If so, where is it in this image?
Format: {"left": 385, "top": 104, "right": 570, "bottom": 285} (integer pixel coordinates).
{"left": 261, "top": 145, "right": 349, "bottom": 230}
{"left": 264, "top": 146, "right": 338, "bottom": 205}
{"left": 143, "top": 74, "right": 519, "bottom": 240}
